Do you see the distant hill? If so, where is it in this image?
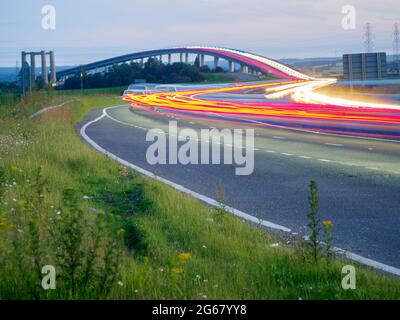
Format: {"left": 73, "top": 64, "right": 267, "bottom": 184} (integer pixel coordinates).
{"left": 0, "top": 68, "right": 18, "bottom": 82}
{"left": 0, "top": 66, "right": 75, "bottom": 83}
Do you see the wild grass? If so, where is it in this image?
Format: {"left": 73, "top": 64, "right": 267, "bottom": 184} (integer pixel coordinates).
{"left": 0, "top": 92, "right": 399, "bottom": 299}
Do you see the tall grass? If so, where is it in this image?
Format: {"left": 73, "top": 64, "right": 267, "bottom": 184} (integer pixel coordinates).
{"left": 0, "top": 93, "right": 399, "bottom": 299}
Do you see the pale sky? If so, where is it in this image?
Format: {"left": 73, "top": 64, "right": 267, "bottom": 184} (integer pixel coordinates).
{"left": 0, "top": 0, "right": 399, "bottom": 66}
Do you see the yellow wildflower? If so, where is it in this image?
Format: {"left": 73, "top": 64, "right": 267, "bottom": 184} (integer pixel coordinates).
{"left": 10, "top": 165, "right": 19, "bottom": 172}
{"left": 117, "top": 228, "right": 126, "bottom": 236}
{"left": 322, "top": 220, "right": 334, "bottom": 228}
{"left": 171, "top": 267, "right": 184, "bottom": 275}
{"left": 177, "top": 252, "right": 192, "bottom": 262}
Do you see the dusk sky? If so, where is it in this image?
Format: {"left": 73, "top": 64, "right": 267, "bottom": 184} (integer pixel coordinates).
{"left": 0, "top": 0, "right": 399, "bottom": 66}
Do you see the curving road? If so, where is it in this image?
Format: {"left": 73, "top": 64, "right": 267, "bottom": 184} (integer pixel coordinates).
{"left": 79, "top": 95, "right": 400, "bottom": 272}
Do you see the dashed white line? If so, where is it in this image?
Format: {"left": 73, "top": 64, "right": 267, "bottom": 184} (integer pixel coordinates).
{"left": 324, "top": 143, "right": 344, "bottom": 147}
{"left": 318, "top": 159, "right": 332, "bottom": 163}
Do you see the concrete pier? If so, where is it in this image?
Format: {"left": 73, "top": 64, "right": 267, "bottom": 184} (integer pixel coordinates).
{"left": 49, "top": 51, "right": 56, "bottom": 83}
{"left": 30, "top": 53, "right": 36, "bottom": 84}
{"left": 229, "top": 60, "right": 235, "bottom": 73}
{"left": 240, "top": 64, "right": 249, "bottom": 73}
{"left": 200, "top": 54, "right": 205, "bottom": 68}
{"left": 41, "top": 50, "right": 48, "bottom": 85}
{"left": 214, "top": 57, "right": 219, "bottom": 70}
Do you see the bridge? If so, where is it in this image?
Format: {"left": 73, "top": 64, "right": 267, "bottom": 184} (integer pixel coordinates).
{"left": 57, "top": 46, "right": 314, "bottom": 81}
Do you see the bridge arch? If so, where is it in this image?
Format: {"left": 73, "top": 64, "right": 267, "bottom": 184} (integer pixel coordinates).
{"left": 57, "top": 46, "right": 313, "bottom": 81}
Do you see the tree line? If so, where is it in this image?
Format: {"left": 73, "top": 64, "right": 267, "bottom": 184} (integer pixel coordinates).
{"left": 62, "top": 57, "right": 220, "bottom": 90}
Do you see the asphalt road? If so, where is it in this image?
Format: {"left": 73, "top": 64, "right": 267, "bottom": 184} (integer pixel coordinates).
{"left": 79, "top": 103, "right": 400, "bottom": 269}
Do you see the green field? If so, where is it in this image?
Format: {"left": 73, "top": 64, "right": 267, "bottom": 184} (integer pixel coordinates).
{"left": 0, "top": 90, "right": 399, "bottom": 299}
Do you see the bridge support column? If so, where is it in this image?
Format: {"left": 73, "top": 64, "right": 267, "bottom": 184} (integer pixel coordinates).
{"left": 21, "top": 51, "right": 27, "bottom": 66}
{"left": 228, "top": 60, "right": 235, "bottom": 73}
{"left": 240, "top": 64, "right": 249, "bottom": 73}
{"left": 159, "top": 55, "right": 163, "bottom": 63}
{"left": 41, "top": 50, "right": 48, "bottom": 85}
{"left": 200, "top": 54, "right": 205, "bottom": 68}
{"left": 214, "top": 57, "right": 219, "bottom": 70}
{"left": 185, "top": 53, "right": 189, "bottom": 64}
{"left": 30, "top": 53, "right": 36, "bottom": 85}
{"left": 140, "top": 58, "right": 144, "bottom": 66}
{"left": 168, "top": 54, "right": 172, "bottom": 65}
{"left": 49, "top": 51, "right": 56, "bottom": 84}
{"left": 180, "top": 53, "right": 183, "bottom": 63}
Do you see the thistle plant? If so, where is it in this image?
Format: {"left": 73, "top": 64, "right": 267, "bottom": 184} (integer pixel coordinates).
{"left": 307, "top": 180, "right": 320, "bottom": 264}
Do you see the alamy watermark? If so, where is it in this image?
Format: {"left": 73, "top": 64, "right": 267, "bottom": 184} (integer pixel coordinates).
{"left": 41, "top": 265, "right": 56, "bottom": 290}
{"left": 341, "top": 5, "right": 356, "bottom": 30}
{"left": 341, "top": 265, "right": 356, "bottom": 290}
{"left": 42, "top": 5, "right": 56, "bottom": 30}
{"left": 146, "top": 121, "right": 255, "bottom": 176}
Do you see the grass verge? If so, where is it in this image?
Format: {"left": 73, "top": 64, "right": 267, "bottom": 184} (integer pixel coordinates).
{"left": 0, "top": 91, "right": 399, "bottom": 299}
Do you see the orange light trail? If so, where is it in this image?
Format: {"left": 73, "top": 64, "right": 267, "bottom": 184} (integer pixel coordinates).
{"left": 122, "top": 80, "right": 400, "bottom": 140}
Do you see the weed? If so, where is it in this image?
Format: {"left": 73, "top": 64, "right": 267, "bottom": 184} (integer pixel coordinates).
{"left": 307, "top": 180, "right": 320, "bottom": 264}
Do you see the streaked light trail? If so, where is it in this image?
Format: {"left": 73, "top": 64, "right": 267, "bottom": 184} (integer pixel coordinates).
{"left": 123, "top": 47, "right": 400, "bottom": 140}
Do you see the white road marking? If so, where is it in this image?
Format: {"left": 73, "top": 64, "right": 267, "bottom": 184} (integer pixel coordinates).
{"left": 80, "top": 105, "right": 400, "bottom": 277}
{"left": 272, "top": 136, "right": 286, "bottom": 140}
{"left": 109, "top": 106, "right": 400, "bottom": 176}
{"left": 324, "top": 143, "right": 343, "bottom": 147}
{"left": 210, "top": 112, "right": 400, "bottom": 144}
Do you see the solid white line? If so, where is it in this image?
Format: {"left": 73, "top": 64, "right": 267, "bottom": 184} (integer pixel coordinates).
{"left": 335, "top": 249, "right": 400, "bottom": 277}
{"left": 81, "top": 107, "right": 291, "bottom": 233}
{"left": 318, "top": 159, "right": 332, "bottom": 162}
{"left": 81, "top": 105, "right": 400, "bottom": 277}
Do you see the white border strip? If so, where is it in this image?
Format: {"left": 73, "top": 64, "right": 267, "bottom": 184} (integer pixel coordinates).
{"left": 80, "top": 106, "right": 400, "bottom": 277}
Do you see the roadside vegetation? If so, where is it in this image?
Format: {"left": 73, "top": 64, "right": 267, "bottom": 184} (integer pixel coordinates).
{"left": 0, "top": 89, "right": 399, "bottom": 299}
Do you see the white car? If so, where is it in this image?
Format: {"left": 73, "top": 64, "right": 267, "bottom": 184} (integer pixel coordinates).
{"left": 123, "top": 84, "right": 153, "bottom": 96}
